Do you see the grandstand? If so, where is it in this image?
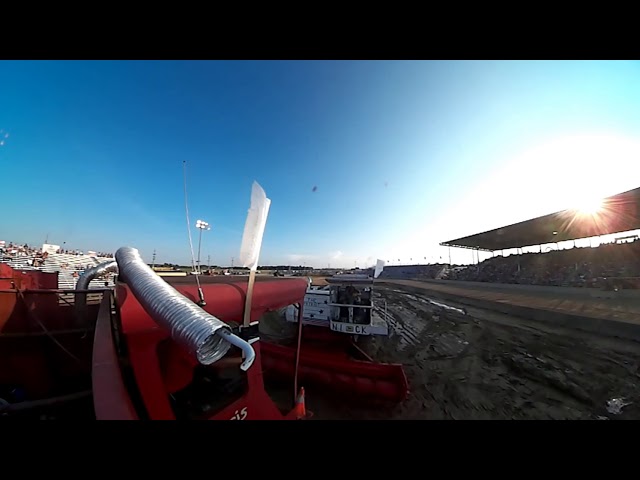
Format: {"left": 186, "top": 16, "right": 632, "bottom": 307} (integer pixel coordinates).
{"left": 439, "top": 186, "right": 640, "bottom": 289}
{"left": 441, "top": 186, "right": 640, "bottom": 251}
{"left": 377, "top": 264, "right": 450, "bottom": 281}
{"left": 1, "top": 250, "right": 116, "bottom": 290}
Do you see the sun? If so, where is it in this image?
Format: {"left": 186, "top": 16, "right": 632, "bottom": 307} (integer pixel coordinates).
{"left": 576, "top": 197, "right": 604, "bottom": 216}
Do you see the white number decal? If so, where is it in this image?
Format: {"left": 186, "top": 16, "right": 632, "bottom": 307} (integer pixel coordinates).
{"left": 230, "top": 407, "right": 248, "bottom": 420}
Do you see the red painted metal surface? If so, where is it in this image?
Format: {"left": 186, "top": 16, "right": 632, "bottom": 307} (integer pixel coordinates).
{"left": 0, "top": 263, "right": 58, "bottom": 290}
{"left": 116, "top": 278, "right": 309, "bottom": 334}
{"left": 261, "top": 326, "right": 409, "bottom": 404}
{"left": 0, "top": 265, "right": 96, "bottom": 402}
{"left": 115, "top": 278, "right": 309, "bottom": 420}
{"left": 259, "top": 313, "right": 409, "bottom": 404}
{"left": 1, "top": 263, "right": 408, "bottom": 417}
{"left": 0, "top": 264, "right": 59, "bottom": 333}
{"left": 92, "top": 294, "right": 139, "bottom": 420}
{"left": 117, "top": 275, "right": 408, "bottom": 411}
{"left": 206, "top": 342, "right": 301, "bottom": 421}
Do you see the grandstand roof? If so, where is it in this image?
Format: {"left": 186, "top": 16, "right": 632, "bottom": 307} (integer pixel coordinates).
{"left": 440, "top": 187, "right": 640, "bottom": 251}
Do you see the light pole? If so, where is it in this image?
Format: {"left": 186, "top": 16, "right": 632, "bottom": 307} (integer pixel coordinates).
{"left": 195, "top": 219, "right": 211, "bottom": 274}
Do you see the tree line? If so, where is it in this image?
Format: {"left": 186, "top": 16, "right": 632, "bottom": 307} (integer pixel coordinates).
{"left": 151, "top": 263, "right": 316, "bottom": 271}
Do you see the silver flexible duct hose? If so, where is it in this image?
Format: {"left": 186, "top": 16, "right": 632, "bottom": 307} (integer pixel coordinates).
{"left": 77, "top": 260, "right": 118, "bottom": 291}
{"left": 115, "top": 247, "right": 240, "bottom": 366}
{"left": 75, "top": 260, "right": 119, "bottom": 326}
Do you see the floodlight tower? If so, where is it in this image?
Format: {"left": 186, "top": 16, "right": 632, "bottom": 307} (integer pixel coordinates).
{"left": 195, "top": 219, "right": 211, "bottom": 274}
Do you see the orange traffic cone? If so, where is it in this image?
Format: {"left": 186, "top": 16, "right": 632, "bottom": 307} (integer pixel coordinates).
{"left": 294, "top": 387, "right": 306, "bottom": 419}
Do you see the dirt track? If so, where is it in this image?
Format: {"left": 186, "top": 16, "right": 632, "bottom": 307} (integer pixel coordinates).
{"left": 303, "top": 284, "right": 640, "bottom": 420}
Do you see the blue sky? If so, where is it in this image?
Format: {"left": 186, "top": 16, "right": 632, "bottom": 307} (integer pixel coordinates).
{"left": 1, "top": 60, "right": 640, "bottom": 267}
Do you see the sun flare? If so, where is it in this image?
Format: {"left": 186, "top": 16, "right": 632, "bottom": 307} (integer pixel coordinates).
{"left": 576, "top": 197, "right": 604, "bottom": 216}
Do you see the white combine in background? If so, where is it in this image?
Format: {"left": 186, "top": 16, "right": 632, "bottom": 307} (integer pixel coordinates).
{"left": 284, "top": 260, "right": 389, "bottom": 337}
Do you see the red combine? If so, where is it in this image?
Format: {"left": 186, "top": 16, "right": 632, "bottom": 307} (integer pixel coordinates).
{"left": 0, "top": 248, "right": 408, "bottom": 419}
{"left": 260, "top": 273, "right": 409, "bottom": 405}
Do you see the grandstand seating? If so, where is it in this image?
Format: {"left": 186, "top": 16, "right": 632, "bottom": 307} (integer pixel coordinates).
{"left": 1, "top": 252, "right": 116, "bottom": 290}
{"left": 378, "top": 264, "right": 448, "bottom": 280}
{"left": 446, "top": 239, "right": 640, "bottom": 288}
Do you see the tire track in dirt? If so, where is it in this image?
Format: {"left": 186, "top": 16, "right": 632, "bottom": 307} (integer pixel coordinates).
{"left": 266, "top": 284, "right": 640, "bottom": 420}
{"left": 359, "top": 285, "right": 640, "bottom": 420}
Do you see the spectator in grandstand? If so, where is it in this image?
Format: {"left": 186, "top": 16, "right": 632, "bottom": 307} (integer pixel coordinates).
{"left": 446, "top": 239, "right": 640, "bottom": 288}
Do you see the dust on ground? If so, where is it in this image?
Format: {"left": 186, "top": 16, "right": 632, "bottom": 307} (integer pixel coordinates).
{"left": 283, "top": 284, "right": 640, "bottom": 420}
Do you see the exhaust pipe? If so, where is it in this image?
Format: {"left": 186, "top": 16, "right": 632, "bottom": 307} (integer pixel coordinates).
{"left": 115, "top": 247, "right": 254, "bottom": 369}
{"left": 75, "top": 260, "right": 119, "bottom": 326}
{"left": 77, "top": 260, "right": 118, "bottom": 291}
